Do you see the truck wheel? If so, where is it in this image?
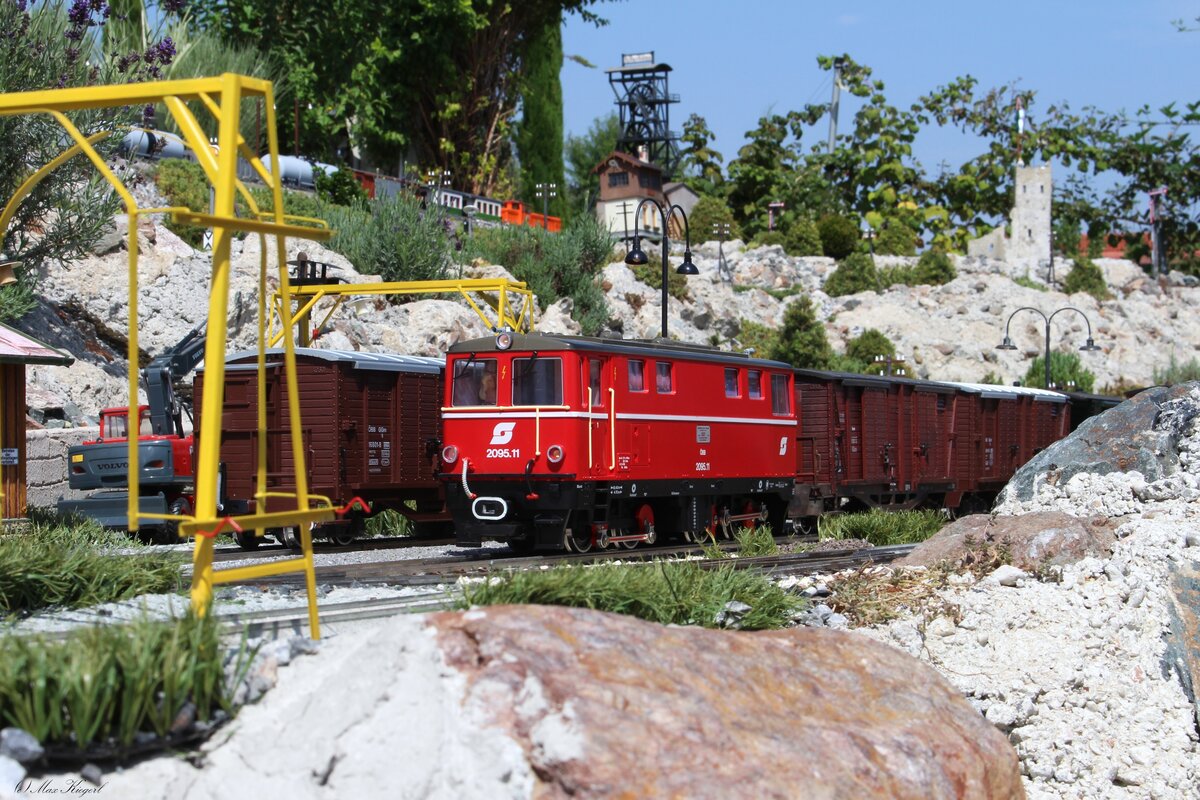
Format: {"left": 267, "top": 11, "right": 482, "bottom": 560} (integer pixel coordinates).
{"left": 155, "top": 497, "right": 191, "bottom": 545}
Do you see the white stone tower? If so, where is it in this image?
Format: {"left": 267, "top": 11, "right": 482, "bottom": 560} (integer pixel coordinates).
{"left": 1008, "top": 165, "right": 1052, "bottom": 265}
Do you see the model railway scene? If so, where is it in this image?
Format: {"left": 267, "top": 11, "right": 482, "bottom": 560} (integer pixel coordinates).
{"left": 5, "top": 4, "right": 1199, "bottom": 795}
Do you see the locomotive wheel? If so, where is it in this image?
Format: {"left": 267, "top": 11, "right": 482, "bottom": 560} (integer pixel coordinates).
{"left": 565, "top": 526, "right": 593, "bottom": 553}
{"left": 636, "top": 504, "right": 656, "bottom": 546}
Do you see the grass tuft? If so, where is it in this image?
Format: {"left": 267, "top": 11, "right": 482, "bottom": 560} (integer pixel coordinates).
{"left": 817, "top": 509, "right": 946, "bottom": 546}
{"left": 0, "top": 518, "right": 184, "bottom": 615}
{"left": 734, "top": 526, "right": 778, "bottom": 557}
{"left": 0, "top": 613, "right": 251, "bottom": 754}
{"left": 460, "top": 561, "right": 802, "bottom": 630}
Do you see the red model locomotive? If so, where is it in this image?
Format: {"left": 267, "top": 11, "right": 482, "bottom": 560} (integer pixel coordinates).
{"left": 439, "top": 333, "right": 797, "bottom": 551}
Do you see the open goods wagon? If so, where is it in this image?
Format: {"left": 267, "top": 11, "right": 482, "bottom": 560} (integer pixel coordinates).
{"left": 194, "top": 348, "right": 449, "bottom": 548}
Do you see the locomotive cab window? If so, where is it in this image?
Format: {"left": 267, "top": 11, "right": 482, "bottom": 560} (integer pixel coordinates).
{"left": 748, "top": 370, "right": 763, "bottom": 399}
{"left": 451, "top": 359, "right": 499, "bottom": 406}
{"left": 725, "top": 368, "right": 740, "bottom": 398}
{"left": 770, "top": 374, "right": 790, "bottom": 415}
{"left": 588, "top": 359, "right": 604, "bottom": 406}
{"left": 628, "top": 359, "right": 646, "bottom": 392}
{"left": 513, "top": 357, "right": 563, "bottom": 406}
{"left": 655, "top": 361, "right": 674, "bottom": 394}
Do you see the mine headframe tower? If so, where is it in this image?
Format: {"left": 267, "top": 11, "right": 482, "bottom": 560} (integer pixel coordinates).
{"left": 607, "top": 52, "right": 680, "bottom": 178}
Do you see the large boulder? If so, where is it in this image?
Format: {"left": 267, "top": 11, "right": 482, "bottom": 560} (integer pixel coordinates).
{"left": 95, "top": 606, "right": 1023, "bottom": 799}
{"left": 997, "top": 383, "right": 1200, "bottom": 513}
{"left": 899, "top": 512, "right": 1116, "bottom": 572}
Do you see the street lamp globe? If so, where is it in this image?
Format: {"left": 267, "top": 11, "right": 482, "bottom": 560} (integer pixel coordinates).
{"left": 624, "top": 239, "right": 649, "bottom": 267}
{"left": 1080, "top": 337, "right": 1100, "bottom": 352}
{"left": 997, "top": 336, "right": 1017, "bottom": 351}
{"left": 677, "top": 250, "right": 699, "bottom": 275}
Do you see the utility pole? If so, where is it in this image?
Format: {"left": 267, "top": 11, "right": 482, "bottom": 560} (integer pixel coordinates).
{"left": 827, "top": 56, "right": 845, "bottom": 155}
{"left": 536, "top": 182, "right": 558, "bottom": 230}
{"left": 1149, "top": 187, "right": 1168, "bottom": 278}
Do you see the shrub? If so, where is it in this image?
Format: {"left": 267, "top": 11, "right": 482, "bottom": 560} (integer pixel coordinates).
{"left": 1062, "top": 257, "right": 1109, "bottom": 300}
{"left": 823, "top": 252, "right": 878, "bottom": 297}
{"left": 1153, "top": 353, "right": 1200, "bottom": 386}
{"left": 459, "top": 561, "right": 802, "bottom": 630}
{"left": 818, "top": 509, "right": 947, "bottom": 546}
{"left": 914, "top": 249, "right": 956, "bottom": 285}
{"left": 817, "top": 215, "right": 860, "bottom": 260}
{"left": 736, "top": 320, "right": 779, "bottom": 359}
{"left": 769, "top": 296, "right": 834, "bottom": 369}
{"left": 845, "top": 329, "right": 896, "bottom": 373}
{"left": 1022, "top": 351, "right": 1097, "bottom": 392}
{"left": 875, "top": 223, "right": 917, "bottom": 257}
{"left": 877, "top": 264, "right": 916, "bottom": 288}
{"left": 981, "top": 370, "right": 1005, "bottom": 385}
{"left": 243, "top": 187, "right": 330, "bottom": 226}
{"left": 686, "top": 195, "right": 741, "bottom": 244}
{"left": 314, "top": 165, "right": 368, "bottom": 207}
{"left": 750, "top": 230, "right": 786, "bottom": 249}
{"left": 322, "top": 194, "right": 455, "bottom": 285}
{"left": 1014, "top": 274, "right": 1047, "bottom": 291}
{"left": 153, "top": 159, "right": 210, "bottom": 247}
{"left": 631, "top": 254, "right": 689, "bottom": 302}
{"left": 785, "top": 217, "right": 824, "bottom": 257}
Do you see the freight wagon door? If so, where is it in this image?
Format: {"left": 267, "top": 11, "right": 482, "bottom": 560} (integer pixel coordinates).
{"left": 364, "top": 374, "right": 397, "bottom": 482}
{"left": 796, "top": 382, "right": 831, "bottom": 483}
{"left": 979, "top": 397, "right": 1001, "bottom": 481}
{"left": 587, "top": 356, "right": 612, "bottom": 476}
{"left": 913, "top": 390, "right": 951, "bottom": 483}
{"left": 860, "top": 388, "right": 891, "bottom": 483}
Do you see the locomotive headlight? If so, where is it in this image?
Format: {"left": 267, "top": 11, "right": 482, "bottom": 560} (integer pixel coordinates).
{"left": 495, "top": 331, "right": 513, "bottom": 350}
{"left": 441, "top": 444, "right": 459, "bottom": 464}
{"left": 546, "top": 444, "right": 565, "bottom": 464}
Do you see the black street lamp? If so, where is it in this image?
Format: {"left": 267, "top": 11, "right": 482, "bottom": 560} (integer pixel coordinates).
{"left": 996, "top": 306, "right": 1101, "bottom": 390}
{"left": 624, "top": 199, "right": 698, "bottom": 339}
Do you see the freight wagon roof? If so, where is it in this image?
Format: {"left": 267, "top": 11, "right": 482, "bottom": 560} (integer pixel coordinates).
{"left": 448, "top": 333, "right": 792, "bottom": 370}
{"left": 939, "top": 381, "right": 1068, "bottom": 402}
{"left": 213, "top": 348, "right": 443, "bottom": 375}
{"left": 792, "top": 368, "right": 957, "bottom": 394}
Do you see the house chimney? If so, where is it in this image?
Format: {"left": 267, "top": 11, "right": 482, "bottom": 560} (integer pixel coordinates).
{"left": 637, "top": 145, "right": 649, "bottom": 163}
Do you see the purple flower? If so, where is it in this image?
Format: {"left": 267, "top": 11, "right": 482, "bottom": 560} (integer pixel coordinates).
{"left": 141, "top": 104, "right": 155, "bottom": 127}
{"left": 16, "top": 0, "right": 28, "bottom": 11}
{"left": 67, "top": 0, "right": 89, "bottom": 26}
{"left": 162, "top": 0, "right": 186, "bottom": 14}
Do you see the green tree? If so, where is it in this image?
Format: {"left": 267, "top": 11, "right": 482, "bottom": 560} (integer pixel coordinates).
{"left": 914, "top": 248, "right": 956, "bottom": 285}
{"left": 784, "top": 217, "right": 823, "bottom": 257}
{"left": 678, "top": 114, "right": 725, "bottom": 197}
{"left": 1062, "top": 256, "right": 1109, "bottom": 300}
{"left": 823, "top": 253, "right": 878, "bottom": 297}
{"left": 817, "top": 215, "right": 860, "bottom": 259}
{"left": 564, "top": 112, "right": 621, "bottom": 216}
{"left": 686, "top": 195, "right": 742, "bottom": 245}
{"left": 315, "top": 166, "right": 368, "bottom": 207}
{"left": 874, "top": 220, "right": 918, "bottom": 257}
{"left": 845, "top": 329, "right": 896, "bottom": 372}
{"left": 1022, "top": 352, "right": 1096, "bottom": 392}
{"left": 769, "top": 296, "right": 834, "bottom": 369}
{"left": 515, "top": 14, "right": 565, "bottom": 219}
{"left": 735, "top": 320, "right": 779, "bottom": 359}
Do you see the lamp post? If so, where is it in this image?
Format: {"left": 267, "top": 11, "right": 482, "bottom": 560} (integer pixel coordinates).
{"left": 624, "top": 199, "right": 699, "bottom": 339}
{"left": 996, "top": 306, "right": 1101, "bottom": 390}
{"left": 536, "top": 182, "right": 558, "bottom": 230}
{"left": 862, "top": 221, "right": 877, "bottom": 256}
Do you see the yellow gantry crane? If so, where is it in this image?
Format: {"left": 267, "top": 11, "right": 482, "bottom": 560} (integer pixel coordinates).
{"left": 0, "top": 74, "right": 341, "bottom": 637}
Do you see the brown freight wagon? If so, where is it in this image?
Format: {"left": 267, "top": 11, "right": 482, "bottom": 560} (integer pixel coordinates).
{"left": 194, "top": 348, "right": 448, "bottom": 549}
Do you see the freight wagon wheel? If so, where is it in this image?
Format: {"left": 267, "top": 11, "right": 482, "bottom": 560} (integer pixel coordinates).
{"left": 234, "top": 530, "right": 262, "bottom": 550}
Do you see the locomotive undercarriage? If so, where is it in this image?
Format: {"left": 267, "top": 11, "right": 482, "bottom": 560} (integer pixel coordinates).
{"left": 444, "top": 475, "right": 791, "bottom": 552}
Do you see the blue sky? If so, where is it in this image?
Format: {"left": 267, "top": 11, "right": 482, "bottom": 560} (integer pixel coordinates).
{"left": 562, "top": 0, "right": 1198, "bottom": 175}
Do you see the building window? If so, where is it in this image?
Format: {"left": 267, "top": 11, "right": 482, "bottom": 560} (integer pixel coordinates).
{"left": 638, "top": 173, "right": 661, "bottom": 190}
{"left": 655, "top": 361, "right": 673, "bottom": 394}
{"left": 725, "top": 368, "right": 740, "bottom": 398}
{"left": 628, "top": 360, "right": 646, "bottom": 392}
{"left": 608, "top": 172, "right": 629, "bottom": 188}
{"left": 748, "top": 370, "right": 762, "bottom": 399}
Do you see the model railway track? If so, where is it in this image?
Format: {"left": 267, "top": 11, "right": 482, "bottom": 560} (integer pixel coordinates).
{"left": 207, "top": 536, "right": 457, "bottom": 563}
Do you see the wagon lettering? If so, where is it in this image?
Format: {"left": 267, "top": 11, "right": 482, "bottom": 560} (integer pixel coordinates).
{"left": 696, "top": 425, "right": 711, "bottom": 444}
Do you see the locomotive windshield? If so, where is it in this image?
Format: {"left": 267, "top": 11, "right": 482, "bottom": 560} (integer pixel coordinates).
{"left": 451, "top": 359, "right": 498, "bottom": 406}
{"left": 513, "top": 357, "right": 562, "bottom": 406}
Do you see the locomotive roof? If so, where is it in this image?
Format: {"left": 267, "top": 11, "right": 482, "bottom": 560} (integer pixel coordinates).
{"left": 447, "top": 333, "right": 793, "bottom": 370}
{"left": 216, "top": 347, "right": 443, "bottom": 375}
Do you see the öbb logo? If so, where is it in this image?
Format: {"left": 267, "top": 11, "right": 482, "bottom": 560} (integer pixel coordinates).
{"left": 490, "top": 422, "right": 516, "bottom": 445}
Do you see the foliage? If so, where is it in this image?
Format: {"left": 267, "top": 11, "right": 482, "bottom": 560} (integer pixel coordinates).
{"left": 981, "top": 370, "right": 1005, "bottom": 385}
{"left": 314, "top": 166, "right": 368, "bottom": 207}
{"left": 914, "top": 248, "right": 956, "bottom": 285}
{"left": 751, "top": 230, "right": 786, "bottom": 248}
{"left": 818, "top": 509, "right": 947, "bottom": 546}
{"left": 735, "top": 320, "right": 779, "bottom": 359}
{"left": 631, "top": 253, "right": 689, "bottom": 302}
{"left": 1153, "top": 353, "right": 1200, "bottom": 386}
{"left": 153, "top": 159, "right": 210, "bottom": 246}
{"left": 197, "top": 0, "right": 606, "bottom": 196}
{"left": 844, "top": 329, "right": 896, "bottom": 373}
{"left": 1022, "top": 351, "right": 1097, "bottom": 392}
{"left": 817, "top": 215, "right": 861, "bottom": 260}
{"left": 677, "top": 113, "right": 725, "bottom": 197}
{"left": 1014, "top": 274, "right": 1047, "bottom": 291}
{"left": 686, "top": 195, "right": 741, "bottom": 245}
{"left": 0, "top": 520, "right": 183, "bottom": 614}
{"left": 364, "top": 508, "right": 412, "bottom": 537}
{"left": 823, "top": 252, "right": 879, "bottom": 297}
{"left": 514, "top": 14, "right": 565, "bottom": 219}
{"left": 467, "top": 215, "right": 613, "bottom": 334}
{"left": 873, "top": 220, "right": 918, "bottom": 257}
{"left": 0, "top": 0, "right": 183, "bottom": 321}
{"left": 769, "top": 296, "right": 835, "bottom": 369}
{"left": 1061, "top": 256, "right": 1110, "bottom": 300}
{"left": 244, "top": 186, "right": 330, "bottom": 225}
{"left": 734, "top": 527, "right": 778, "bottom": 557}
{"left": 564, "top": 112, "right": 621, "bottom": 216}
{"left": 459, "top": 561, "right": 803, "bottom": 630}
{"left": 0, "top": 613, "right": 250, "bottom": 751}
{"left": 785, "top": 217, "right": 824, "bottom": 257}
{"left": 322, "top": 194, "right": 455, "bottom": 285}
